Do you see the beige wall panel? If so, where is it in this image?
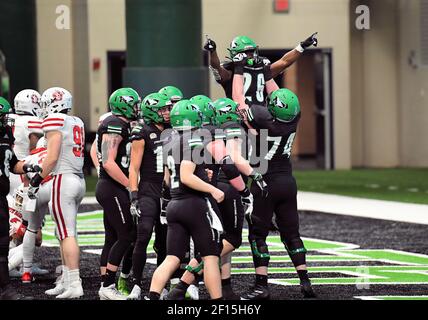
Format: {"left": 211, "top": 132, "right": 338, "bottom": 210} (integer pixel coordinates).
{"left": 203, "top": 0, "right": 352, "bottom": 168}
{"left": 37, "top": 0, "right": 74, "bottom": 98}
{"left": 399, "top": 0, "right": 428, "bottom": 166}
{"left": 87, "top": 0, "right": 126, "bottom": 130}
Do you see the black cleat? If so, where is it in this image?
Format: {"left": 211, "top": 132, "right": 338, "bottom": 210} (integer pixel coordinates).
{"left": 164, "top": 287, "right": 186, "bottom": 300}
{"left": 0, "top": 286, "right": 33, "bottom": 300}
{"left": 222, "top": 284, "right": 240, "bottom": 300}
{"left": 240, "top": 284, "right": 270, "bottom": 300}
{"left": 300, "top": 279, "right": 317, "bottom": 298}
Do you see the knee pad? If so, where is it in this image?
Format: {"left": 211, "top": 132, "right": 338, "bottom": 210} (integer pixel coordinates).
{"left": 282, "top": 237, "right": 307, "bottom": 267}
{"left": 250, "top": 238, "right": 270, "bottom": 268}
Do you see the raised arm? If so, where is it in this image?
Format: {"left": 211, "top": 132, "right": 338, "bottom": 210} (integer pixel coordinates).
{"left": 204, "top": 37, "right": 232, "bottom": 84}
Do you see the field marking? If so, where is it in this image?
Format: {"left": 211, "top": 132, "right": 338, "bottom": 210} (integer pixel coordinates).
{"left": 355, "top": 295, "right": 428, "bottom": 300}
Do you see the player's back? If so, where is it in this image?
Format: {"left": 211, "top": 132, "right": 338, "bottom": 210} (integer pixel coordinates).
{"left": 12, "top": 115, "right": 43, "bottom": 160}
{"left": 42, "top": 113, "right": 85, "bottom": 175}
{"left": 165, "top": 130, "right": 209, "bottom": 200}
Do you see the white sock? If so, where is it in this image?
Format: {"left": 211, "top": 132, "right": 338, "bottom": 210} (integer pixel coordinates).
{"left": 8, "top": 244, "right": 23, "bottom": 271}
{"left": 120, "top": 272, "right": 129, "bottom": 279}
{"left": 69, "top": 269, "right": 80, "bottom": 283}
{"left": 170, "top": 278, "right": 179, "bottom": 285}
{"left": 23, "top": 230, "right": 37, "bottom": 273}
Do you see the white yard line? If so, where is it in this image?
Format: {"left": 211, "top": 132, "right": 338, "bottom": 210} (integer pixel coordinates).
{"left": 297, "top": 191, "right": 428, "bottom": 225}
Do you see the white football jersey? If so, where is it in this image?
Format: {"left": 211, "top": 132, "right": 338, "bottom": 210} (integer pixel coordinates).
{"left": 42, "top": 113, "right": 85, "bottom": 175}
{"left": 11, "top": 115, "right": 43, "bottom": 160}
{"left": 24, "top": 147, "right": 48, "bottom": 180}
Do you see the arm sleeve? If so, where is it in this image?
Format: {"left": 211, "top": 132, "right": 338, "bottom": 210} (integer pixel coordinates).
{"left": 264, "top": 65, "right": 273, "bottom": 82}
{"left": 9, "top": 152, "right": 19, "bottom": 172}
{"left": 99, "top": 117, "right": 129, "bottom": 139}
{"left": 248, "top": 104, "right": 276, "bottom": 131}
{"left": 130, "top": 124, "right": 146, "bottom": 142}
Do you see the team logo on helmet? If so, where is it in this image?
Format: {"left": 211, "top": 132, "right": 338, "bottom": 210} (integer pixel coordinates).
{"left": 0, "top": 104, "right": 4, "bottom": 111}
{"left": 52, "top": 90, "right": 64, "bottom": 102}
{"left": 120, "top": 95, "right": 135, "bottom": 105}
{"left": 274, "top": 97, "right": 288, "bottom": 109}
{"left": 217, "top": 105, "right": 232, "bottom": 115}
{"left": 147, "top": 98, "right": 159, "bottom": 106}
{"left": 31, "top": 94, "right": 39, "bottom": 104}
{"left": 230, "top": 40, "right": 238, "bottom": 49}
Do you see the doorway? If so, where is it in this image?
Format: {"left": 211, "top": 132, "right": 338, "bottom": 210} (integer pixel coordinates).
{"left": 259, "top": 49, "right": 334, "bottom": 169}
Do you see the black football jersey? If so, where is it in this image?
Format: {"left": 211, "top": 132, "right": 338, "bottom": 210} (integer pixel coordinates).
{"left": 248, "top": 104, "right": 300, "bottom": 175}
{"left": 217, "top": 121, "right": 250, "bottom": 183}
{"left": 197, "top": 124, "right": 226, "bottom": 187}
{"left": 130, "top": 122, "right": 164, "bottom": 197}
{"left": 165, "top": 130, "right": 210, "bottom": 200}
{"left": 97, "top": 115, "right": 131, "bottom": 185}
{"left": 218, "top": 58, "right": 272, "bottom": 104}
{"left": 0, "top": 126, "right": 19, "bottom": 196}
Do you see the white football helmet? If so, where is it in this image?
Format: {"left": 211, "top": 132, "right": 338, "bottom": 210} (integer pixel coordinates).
{"left": 14, "top": 89, "right": 41, "bottom": 116}
{"left": 40, "top": 87, "right": 72, "bottom": 116}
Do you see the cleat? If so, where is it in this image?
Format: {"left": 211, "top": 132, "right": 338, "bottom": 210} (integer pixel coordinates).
{"left": 160, "top": 288, "right": 169, "bottom": 300}
{"left": 222, "top": 284, "right": 240, "bottom": 300}
{"left": 165, "top": 286, "right": 186, "bottom": 301}
{"left": 240, "top": 284, "right": 270, "bottom": 300}
{"left": 185, "top": 284, "right": 199, "bottom": 300}
{"left": 9, "top": 268, "right": 22, "bottom": 278}
{"left": 56, "top": 280, "right": 84, "bottom": 299}
{"left": 0, "top": 286, "right": 33, "bottom": 300}
{"left": 98, "top": 284, "right": 127, "bottom": 300}
{"left": 127, "top": 285, "right": 141, "bottom": 300}
{"left": 45, "top": 280, "right": 65, "bottom": 296}
{"left": 300, "top": 279, "right": 317, "bottom": 298}
{"left": 21, "top": 272, "right": 34, "bottom": 284}
{"left": 32, "top": 265, "right": 49, "bottom": 276}
{"left": 117, "top": 276, "right": 130, "bottom": 296}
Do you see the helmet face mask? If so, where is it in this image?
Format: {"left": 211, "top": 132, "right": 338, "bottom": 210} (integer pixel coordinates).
{"left": 228, "top": 36, "right": 258, "bottom": 61}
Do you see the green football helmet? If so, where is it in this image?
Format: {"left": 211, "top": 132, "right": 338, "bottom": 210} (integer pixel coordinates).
{"left": 267, "top": 88, "right": 300, "bottom": 123}
{"left": 228, "top": 35, "right": 258, "bottom": 59}
{"left": 0, "top": 96, "right": 11, "bottom": 128}
{"left": 141, "top": 92, "right": 172, "bottom": 124}
{"left": 212, "top": 98, "right": 240, "bottom": 125}
{"left": 189, "top": 95, "right": 215, "bottom": 125}
{"left": 109, "top": 88, "right": 141, "bottom": 120}
{"left": 170, "top": 99, "right": 202, "bottom": 130}
{"left": 158, "top": 86, "right": 183, "bottom": 103}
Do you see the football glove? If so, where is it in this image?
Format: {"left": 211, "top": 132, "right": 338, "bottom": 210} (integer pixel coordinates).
{"left": 240, "top": 187, "right": 254, "bottom": 223}
{"left": 28, "top": 173, "right": 43, "bottom": 200}
{"left": 23, "top": 163, "right": 42, "bottom": 174}
{"left": 129, "top": 191, "right": 141, "bottom": 218}
{"left": 249, "top": 170, "right": 268, "bottom": 198}
{"left": 160, "top": 197, "right": 170, "bottom": 225}
{"left": 300, "top": 32, "right": 318, "bottom": 50}
{"left": 203, "top": 36, "right": 217, "bottom": 52}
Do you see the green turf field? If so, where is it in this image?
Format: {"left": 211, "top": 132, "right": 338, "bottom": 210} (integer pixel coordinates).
{"left": 85, "top": 168, "right": 428, "bottom": 204}
{"left": 294, "top": 168, "right": 428, "bottom": 205}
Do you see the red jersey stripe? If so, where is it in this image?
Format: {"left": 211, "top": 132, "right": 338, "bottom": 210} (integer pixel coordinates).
{"left": 42, "top": 123, "right": 64, "bottom": 128}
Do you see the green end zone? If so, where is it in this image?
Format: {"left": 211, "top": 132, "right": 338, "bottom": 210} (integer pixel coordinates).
{"left": 42, "top": 211, "right": 428, "bottom": 300}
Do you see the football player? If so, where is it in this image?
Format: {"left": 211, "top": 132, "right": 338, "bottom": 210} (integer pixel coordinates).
{"left": 0, "top": 97, "right": 41, "bottom": 300}
{"left": 148, "top": 100, "right": 225, "bottom": 300}
{"left": 96, "top": 88, "right": 140, "bottom": 300}
{"left": 28, "top": 87, "right": 86, "bottom": 299}
{"left": 235, "top": 80, "right": 316, "bottom": 299}
{"left": 166, "top": 97, "right": 268, "bottom": 300}
{"left": 127, "top": 92, "right": 172, "bottom": 300}
{"left": 204, "top": 33, "right": 318, "bottom": 100}
{"left": 8, "top": 89, "right": 43, "bottom": 200}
